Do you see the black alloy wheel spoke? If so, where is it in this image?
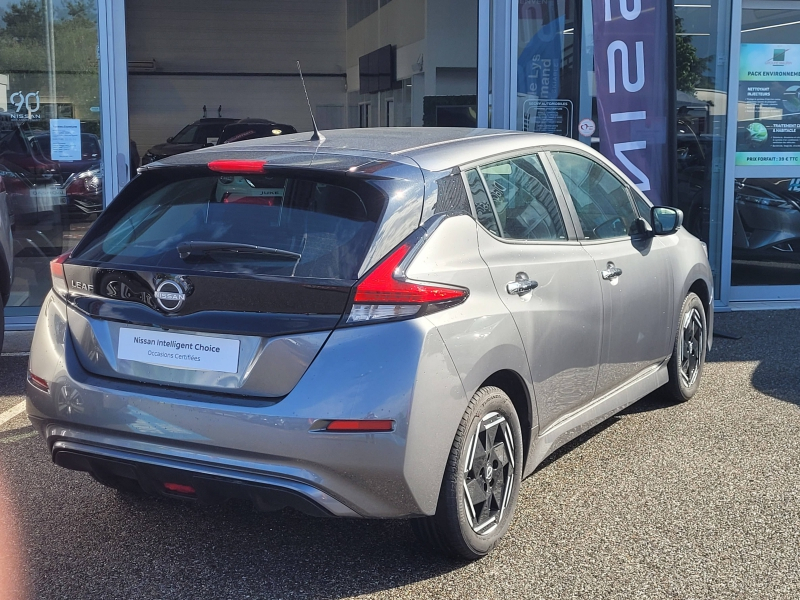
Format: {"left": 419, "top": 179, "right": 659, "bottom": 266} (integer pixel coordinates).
{"left": 463, "top": 414, "right": 515, "bottom": 533}
{"left": 466, "top": 477, "right": 488, "bottom": 504}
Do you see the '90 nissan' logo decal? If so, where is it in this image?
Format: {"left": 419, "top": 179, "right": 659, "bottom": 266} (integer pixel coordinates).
{"left": 154, "top": 280, "right": 186, "bottom": 312}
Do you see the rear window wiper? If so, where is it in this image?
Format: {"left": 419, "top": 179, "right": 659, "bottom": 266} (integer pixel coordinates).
{"left": 177, "top": 241, "right": 302, "bottom": 260}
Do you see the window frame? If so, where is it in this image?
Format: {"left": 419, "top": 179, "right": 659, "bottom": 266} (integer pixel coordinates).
{"left": 459, "top": 147, "right": 581, "bottom": 245}
{"left": 543, "top": 148, "right": 643, "bottom": 243}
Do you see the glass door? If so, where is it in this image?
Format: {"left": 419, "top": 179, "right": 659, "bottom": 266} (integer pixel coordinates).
{"left": 729, "top": 0, "right": 800, "bottom": 300}
{"left": 0, "top": 0, "right": 104, "bottom": 321}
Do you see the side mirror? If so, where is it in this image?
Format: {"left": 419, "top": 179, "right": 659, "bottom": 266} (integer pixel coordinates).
{"left": 651, "top": 206, "right": 683, "bottom": 235}
{"left": 167, "top": 136, "right": 174, "bottom": 143}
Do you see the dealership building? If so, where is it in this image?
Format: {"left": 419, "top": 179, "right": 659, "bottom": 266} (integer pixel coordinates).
{"left": 1, "top": 0, "right": 799, "bottom": 329}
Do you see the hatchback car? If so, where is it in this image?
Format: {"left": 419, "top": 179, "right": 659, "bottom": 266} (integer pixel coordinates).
{"left": 26, "top": 128, "right": 713, "bottom": 559}
{"left": 141, "top": 117, "right": 238, "bottom": 165}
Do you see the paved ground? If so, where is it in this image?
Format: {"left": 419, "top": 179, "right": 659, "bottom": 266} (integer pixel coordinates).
{"left": 0, "top": 310, "right": 798, "bottom": 599}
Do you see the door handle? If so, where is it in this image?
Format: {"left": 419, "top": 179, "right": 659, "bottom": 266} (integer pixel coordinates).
{"left": 601, "top": 262, "right": 623, "bottom": 280}
{"left": 506, "top": 272, "right": 539, "bottom": 296}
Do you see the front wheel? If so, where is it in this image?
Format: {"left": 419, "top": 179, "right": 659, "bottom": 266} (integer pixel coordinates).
{"left": 411, "top": 386, "right": 523, "bottom": 560}
{"left": 664, "top": 292, "right": 707, "bottom": 402}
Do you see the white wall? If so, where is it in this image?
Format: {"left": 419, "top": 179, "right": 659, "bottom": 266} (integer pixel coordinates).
{"left": 344, "top": 0, "right": 478, "bottom": 127}
{"left": 126, "top": 0, "right": 347, "bottom": 150}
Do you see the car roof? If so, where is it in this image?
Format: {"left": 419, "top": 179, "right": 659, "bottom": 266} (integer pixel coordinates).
{"left": 149, "top": 127, "right": 590, "bottom": 172}
{"left": 190, "top": 118, "right": 238, "bottom": 124}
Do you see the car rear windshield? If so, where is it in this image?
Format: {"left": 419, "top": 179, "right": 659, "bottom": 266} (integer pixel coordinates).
{"left": 73, "top": 170, "right": 387, "bottom": 280}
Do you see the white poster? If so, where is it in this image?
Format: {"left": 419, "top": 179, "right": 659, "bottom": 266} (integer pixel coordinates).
{"left": 117, "top": 327, "right": 241, "bottom": 374}
{"left": 50, "top": 119, "right": 82, "bottom": 161}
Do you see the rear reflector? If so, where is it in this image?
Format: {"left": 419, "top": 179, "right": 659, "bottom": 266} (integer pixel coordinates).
{"left": 208, "top": 159, "right": 267, "bottom": 174}
{"left": 27, "top": 371, "right": 49, "bottom": 392}
{"left": 163, "top": 482, "right": 196, "bottom": 495}
{"left": 325, "top": 420, "right": 394, "bottom": 433}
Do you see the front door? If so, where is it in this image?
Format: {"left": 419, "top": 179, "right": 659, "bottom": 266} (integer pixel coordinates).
{"left": 466, "top": 153, "right": 604, "bottom": 432}
{"left": 549, "top": 150, "right": 673, "bottom": 396}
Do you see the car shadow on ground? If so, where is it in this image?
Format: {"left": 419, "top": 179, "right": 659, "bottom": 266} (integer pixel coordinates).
{"left": 707, "top": 309, "right": 800, "bottom": 407}
{"left": 20, "top": 469, "right": 473, "bottom": 598}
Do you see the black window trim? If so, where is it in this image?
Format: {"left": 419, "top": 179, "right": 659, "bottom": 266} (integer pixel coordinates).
{"left": 459, "top": 149, "right": 580, "bottom": 245}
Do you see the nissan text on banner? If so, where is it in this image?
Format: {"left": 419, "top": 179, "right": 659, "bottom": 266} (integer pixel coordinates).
{"left": 592, "top": 0, "right": 671, "bottom": 206}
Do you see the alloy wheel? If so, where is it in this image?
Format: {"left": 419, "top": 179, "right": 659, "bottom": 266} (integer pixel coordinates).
{"left": 462, "top": 411, "right": 516, "bottom": 535}
{"left": 679, "top": 307, "right": 704, "bottom": 387}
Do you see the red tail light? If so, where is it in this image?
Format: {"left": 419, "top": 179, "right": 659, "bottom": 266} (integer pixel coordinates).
{"left": 208, "top": 159, "right": 267, "bottom": 174}
{"left": 221, "top": 192, "right": 280, "bottom": 206}
{"left": 27, "top": 371, "right": 49, "bottom": 392}
{"left": 348, "top": 242, "right": 468, "bottom": 324}
{"left": 50, "top": 252, "right": 70, "bottom": 297}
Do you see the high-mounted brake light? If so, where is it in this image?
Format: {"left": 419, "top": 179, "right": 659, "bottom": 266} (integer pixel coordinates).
{"left": 348, "top": 242, "right": 468, "bottom": 324}
{"left": 208, "top": 159, "right": 267, "bottom": 174}
{"left": 50, "top": 252, "right": 70, "bottom": 297}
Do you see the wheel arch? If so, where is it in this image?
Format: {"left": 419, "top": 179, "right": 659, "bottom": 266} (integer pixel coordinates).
{"left": 478, "top": 369, "right": 534, "bottom": 475}
{"left": 683, "top": 271, "right": 714, "bottom": 351}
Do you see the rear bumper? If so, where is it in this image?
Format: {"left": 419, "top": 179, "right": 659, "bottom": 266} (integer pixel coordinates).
{"left": 46, "top": 438, "right": 357, "bottom": 517}
{"left": 27, "top": 293, "right": 470, "bottom": 519}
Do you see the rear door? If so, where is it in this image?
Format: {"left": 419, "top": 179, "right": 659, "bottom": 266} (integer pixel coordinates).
{"left": 467, "top": 152, "right": 604, "bottom": 432}
{"left": 63, "top": 164, "right": 415, "bottom": 397}
{"left": 547, "top": 150, "right": 673, "bottom": 396}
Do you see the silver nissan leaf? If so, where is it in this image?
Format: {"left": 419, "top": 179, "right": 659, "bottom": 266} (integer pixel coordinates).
{"left": 26, "top": 128, "right": 713, "bottom": 559}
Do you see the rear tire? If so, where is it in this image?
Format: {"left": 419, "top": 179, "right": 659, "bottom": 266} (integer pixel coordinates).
{"left": 411, "top": 386, "right": 523, "bottom": 560}
{"left": 664, "top": 292, "right": 707, "bottom": 402}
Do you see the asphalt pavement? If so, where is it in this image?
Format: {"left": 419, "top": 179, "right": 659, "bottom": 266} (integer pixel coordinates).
{"left": 0, "top": 310, "right": 798, "bottom": 599}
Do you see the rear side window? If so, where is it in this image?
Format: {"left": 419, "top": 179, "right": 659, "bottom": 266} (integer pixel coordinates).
{"left": 74, "top": 171, "right": 386, "bottom": 280}
{"left": 551, "top": 151, "right": 638, "bottom": 240}
{"left": 477, "top": 154, "right": 566, "bottom": 241}
{"left": 466, "top": 169, "right": 500, "bottom": 235}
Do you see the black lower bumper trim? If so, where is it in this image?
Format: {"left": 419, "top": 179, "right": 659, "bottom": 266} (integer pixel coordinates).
{"left": 53, "top": 449, "right": 333, "bottom": 517}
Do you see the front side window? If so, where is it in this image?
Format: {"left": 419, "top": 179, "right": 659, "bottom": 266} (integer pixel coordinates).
{"left": 171, "top": 125, "right": 199, "bottom": 144}
{"left": 477, "top": 154, "right": 566, "bottom": 241}
{"left": 551, "top": 152, "right": 638, "bottom": 240}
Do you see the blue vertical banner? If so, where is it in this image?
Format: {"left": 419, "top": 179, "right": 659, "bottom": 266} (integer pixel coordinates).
{"left": 592, "top": 0, "right": 671, "bottom": 205}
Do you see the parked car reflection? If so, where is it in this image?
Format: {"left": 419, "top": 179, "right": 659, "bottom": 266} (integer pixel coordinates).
{"left": 217, "top": 118, "right": 297, "bottom": 144}
{"left": 141, "top": 117, "right": 237, "bottom": 165}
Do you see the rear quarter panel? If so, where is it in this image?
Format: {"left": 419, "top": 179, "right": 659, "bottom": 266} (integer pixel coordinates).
{"left": 406, "top": 214, "right": 537, "bottom": 449}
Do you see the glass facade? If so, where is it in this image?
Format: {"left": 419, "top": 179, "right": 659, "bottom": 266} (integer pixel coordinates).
{"left": 673, "top": 0, "right": 732, "bottom": 297}
{"left": 514, "top": 0, "right": 577, "bottom": 137}
{"left": 5, "top": 0, "right": 800, "bottom": 324}
{"left": 0, "top": 0, "right": 102, "bottom": 312}
{"left": 732, "top": 5, "right": 800, "bottom": 288}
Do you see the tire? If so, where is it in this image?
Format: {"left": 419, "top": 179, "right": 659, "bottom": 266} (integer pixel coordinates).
{"left": 411, "top": 386, "right": 523, "bottom": 560}
{"left": 664, "top": 292, "right": 707, "bottom": 402}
